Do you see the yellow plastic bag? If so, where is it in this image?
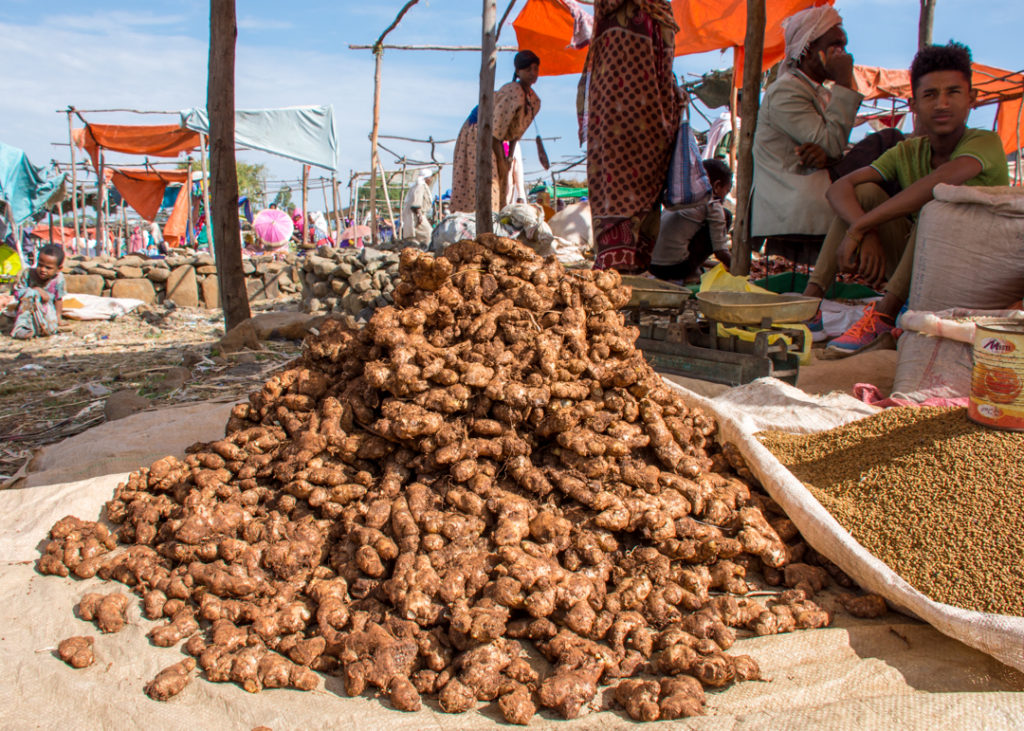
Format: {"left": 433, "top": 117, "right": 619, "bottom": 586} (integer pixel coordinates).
{"left": 0, "top": 244, "right": 22, "bottom": 283}
{"left": 717, "top": 322, "right": 813, "bottom": 366}
{"left": 699, "top": 265, "right": 811, "bottom": 365}
{"left": 699, "top": 263, "right": 773, "bottom": 295}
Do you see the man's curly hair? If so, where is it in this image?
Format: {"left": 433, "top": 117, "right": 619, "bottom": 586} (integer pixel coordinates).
{"left": 911, "top": 41, "right": 973, "bottom": 94}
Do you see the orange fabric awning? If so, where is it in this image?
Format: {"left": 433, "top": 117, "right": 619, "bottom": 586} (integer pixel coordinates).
{"left": 109, "top": 168, "right": 189, "bottom": 222}
{"left": 72, "top": 124, "right": 199, "bottom": 170}
{"left": 511, "top": 0, "right": 587, "bottom": 76}
{"left": 163, "top": 184, "right": 191, "bottom": 246}
{"left": 996, "top": 99, "right": 1023, "bottom": 155}
{"left": 854, "top": 65, "right": 912, "bottom": 101}
{"left": 513, "top": 0, "right": 830, "bottom": 82}
{"left": 29, "top": 224, "right": 96, "bottom": 242}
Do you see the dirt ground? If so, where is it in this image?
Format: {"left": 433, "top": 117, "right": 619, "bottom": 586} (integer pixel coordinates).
{"left": 0, "top": 300, "right": 303, "bottom": 483}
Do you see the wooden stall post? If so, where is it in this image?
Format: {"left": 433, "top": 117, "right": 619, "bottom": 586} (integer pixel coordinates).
{"left": 97, "top": 151, "right": 107, "bottom": 256}
{"left": 475, "top": 0, "right": 498, "bottom": 232}
{"left": 378, "top": 162, "right": 397, "bottom": 239}
{"left": 730, "top": 0, "right": 766, "bottom": 276}
{"left": 199, "top": 133, "right": 214, "bottom": 259}
{"left": 918, "top": 0, "right": 937, "bottom": 49}
{"left": 301, "top": 164, "right": 310, "bottom": 246}
{"left": 367, "top": 0, "right": 422, "bottom": 247}
{"left": 186, "top": 159, "right": 195, "bottom": 246}
{"left": 66, "top": 109, "right": 82, "bottom": 251}
{"left": 331, "top": 174, "right": 342, "bottom": 242}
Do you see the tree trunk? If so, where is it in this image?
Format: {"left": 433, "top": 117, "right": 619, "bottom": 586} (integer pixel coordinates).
{"left": 730, "top": 0, "right": 766, "bottom": 276}
{"left": 476, "top": 0, "right": 498, "bottom": 232}
{"left": 918, "top": 0, "right": 937, "bottom": 49}
{"left": 208, "top": 0, "right": 251, "bottom": 330}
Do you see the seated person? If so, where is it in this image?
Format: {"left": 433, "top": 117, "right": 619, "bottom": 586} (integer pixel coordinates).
{"left": 650, "top": 159, "right": 733, "bottom": 282}
{"left": 10, "top": 244, "right": 66, "bottom": 340}
{"left": 804, "top": 42, "right": 1009, "bottom": 357}
{"left": 751, "top": 6, "right": 862, "bottom": 241}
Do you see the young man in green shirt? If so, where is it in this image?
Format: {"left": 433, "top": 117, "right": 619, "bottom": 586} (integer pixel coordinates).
{"left": 803, "top": 42, "right": 1009, "bottom": 357}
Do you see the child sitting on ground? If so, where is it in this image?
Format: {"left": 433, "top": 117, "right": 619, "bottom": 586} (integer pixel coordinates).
{"left": 650, "top": 159, "right": 733, "bottom": 283}
{"left": 803, "top": 41, "right": 1008, "bottom": 357}
{"left": 11, "top": 244, "right": 66, "bottom": 340}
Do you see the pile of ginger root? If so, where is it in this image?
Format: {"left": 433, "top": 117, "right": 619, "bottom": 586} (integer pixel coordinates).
{"left": 38, "top": 234, "right": 850, "bottom": 721}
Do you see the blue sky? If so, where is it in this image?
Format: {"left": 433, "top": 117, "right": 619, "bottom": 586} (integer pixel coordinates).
{"left": 2, "top": 0, "right": 1020, "bottom": 207}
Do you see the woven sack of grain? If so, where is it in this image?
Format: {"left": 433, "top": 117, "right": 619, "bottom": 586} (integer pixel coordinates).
{"left": 893, "top": 185, "right": 1024, "bottom": 402}
{"left": 674, "top": 379, "right": 1024, "bottom": 674}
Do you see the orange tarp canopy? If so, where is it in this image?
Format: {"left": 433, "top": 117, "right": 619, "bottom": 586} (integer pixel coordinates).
{"left": 851, "top": 63, "right": 1024, "bottom": 154}
{"left": 163, "top": 184, "right": 191, "bottom": 246}
{"left": 72, "top": 124, "right": 199, "bottom": 170}
{"left": 109, "top": 168, "right": 188, "bottom": 222}
{"left": 513, "top": 0, "right": 830, "bottom": 82}
{"left": 29, "top": 224, "right": 97, "bottom": 242}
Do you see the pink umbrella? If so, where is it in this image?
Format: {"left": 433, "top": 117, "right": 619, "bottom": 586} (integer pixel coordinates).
{"left": 340, "top": 225, "right": 371, "bottom": 242}
{"left": 253, "top": 208, "right": 294, "bottom": 245}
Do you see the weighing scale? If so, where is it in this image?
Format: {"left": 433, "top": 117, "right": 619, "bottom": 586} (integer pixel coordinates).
{"left": 621, "top": 277, "right": 820, "bottom": 387}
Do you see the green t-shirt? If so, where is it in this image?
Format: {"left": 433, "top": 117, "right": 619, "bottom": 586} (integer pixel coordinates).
{"left": 870, "top": 128, "right": 1009, "bottom": 192}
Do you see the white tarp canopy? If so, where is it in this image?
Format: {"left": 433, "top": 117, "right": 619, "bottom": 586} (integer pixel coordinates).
{"left": 180, "top": 105, "right": 338, "bottom": 171}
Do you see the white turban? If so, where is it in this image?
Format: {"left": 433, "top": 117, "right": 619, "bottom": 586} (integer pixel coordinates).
{"left": 782, "top": 6, "right": 843, "bottom": 66}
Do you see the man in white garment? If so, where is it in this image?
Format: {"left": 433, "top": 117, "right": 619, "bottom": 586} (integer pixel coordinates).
{"left": 750, "top": 6, "right": 862, "bottom": 238}
{"left": 400, "top": 171, "right": 435, "bottom": 247}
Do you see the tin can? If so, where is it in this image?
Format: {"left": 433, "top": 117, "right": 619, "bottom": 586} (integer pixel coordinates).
{"left": 968, "top": 319, "right": 1024, "bottom": 431}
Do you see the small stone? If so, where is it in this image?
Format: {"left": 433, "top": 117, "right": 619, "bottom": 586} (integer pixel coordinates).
{"left": 65, "top": 274, "right": 105, "bottom": 296}
{"left": 104, "top": 390, "right": 149, "bottom": 421}
{"left": 349, "top": 271, "right": 373, "bottom": 293}
{"left": 165, "top": 265, "right": 199, "bottom": 308}
{"left": 146, "top": 268, "right": 171, "bottom": 283}
{"left": 201, "top": 276, "right": 220, "bottom": 309}
{"left": 111, "top": 278, "right": 157, "bottom": 305}
{"left": 114, "top": 265, "right": 144, "bottom": 279}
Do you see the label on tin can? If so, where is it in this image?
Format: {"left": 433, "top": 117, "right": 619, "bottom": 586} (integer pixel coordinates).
{"left": 969, "top": 320, "right": 1024, "bottom": 431}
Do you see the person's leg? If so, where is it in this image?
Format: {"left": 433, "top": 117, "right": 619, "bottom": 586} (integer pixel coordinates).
{"left": 649, "top": 223, "right": 713, "bottom": 282}
{"left": 805, "top": 183, "right": 891, "bottom": 298}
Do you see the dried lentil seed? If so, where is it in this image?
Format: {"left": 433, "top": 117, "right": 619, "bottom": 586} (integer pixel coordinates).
{"left": 758, "top": 407, "right": 1024, "bottom": 616}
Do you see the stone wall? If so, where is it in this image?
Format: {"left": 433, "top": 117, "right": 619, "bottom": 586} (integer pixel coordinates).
{"left": 299, "top": 248, "right": 401, "bottom": 320}
{"left": 62, "top": 247, "right": 400, "bottom": 319}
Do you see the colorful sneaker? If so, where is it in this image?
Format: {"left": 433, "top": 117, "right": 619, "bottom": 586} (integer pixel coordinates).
{"left": 823, "top": 304, "right": 898, "bottom": 359}
{"left": 806, "top": 309, "right": 827, "bottom": 343}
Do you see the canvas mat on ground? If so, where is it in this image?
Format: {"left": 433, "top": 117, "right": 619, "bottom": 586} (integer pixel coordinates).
{"left": 0, "top": 386, "right": 1021, "bottom": 729}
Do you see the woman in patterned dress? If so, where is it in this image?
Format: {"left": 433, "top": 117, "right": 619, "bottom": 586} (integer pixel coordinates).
{"left": 450, "top": 51, "right": 542, "bottom": 214}
{"left": 580, "top": 0, "right": 682, "bottom": 273}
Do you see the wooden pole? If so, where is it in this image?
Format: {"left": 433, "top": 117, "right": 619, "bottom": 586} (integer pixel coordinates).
{"left": 366, "top": 0, "right": 423, "bottom": 247}
{"left": 398, "top": 161, "right": 408, "bottom": 239}
{"left": 57, "top": 200, "right": 65, "bottom": 246}
{"left": 186, "top": 159, "right": 194, "bottom": 246}
{"left": 476, "top": 0, "right": 498, "bottom": 232}
{"left": 66, "top": 110, "right": 82, "bottom": 252}
{"left": 97, "top": 151, "right": 107, "bottom": 256}
{"left": 918, "top": 0, "right": 937, "bottom": 49}
{"left": 121, "top": 202, "right": 128, "bottom": 256}
{"left": 369, "top": 49, "right": 383, "bottom": 246}
{"left": 301, "top": 164, "right": 310, "bottom": 246}
{"left": 730, "top": 0, "right": 766, "bottom": 277}
{"left": 353, "top": 175, "right": 361, "bottom": 229}
{"left": 199, "top": 133, "right": 214, "bottom": 258}
{"left": 331, "top": 174, "right": 342, "bottom": 243}
{"left": 208, "top": 0, "right": 252, "bottom": 329}
{"left": 378, "top": 162, "right": 397, "bottom": 239}
{"left": 728, "top": 57, "right": 739, "bottom": 171}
